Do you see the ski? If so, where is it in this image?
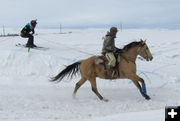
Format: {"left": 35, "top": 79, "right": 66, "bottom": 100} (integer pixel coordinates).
{"left": 15, "top": 43, "right": 49, "bottom": 51}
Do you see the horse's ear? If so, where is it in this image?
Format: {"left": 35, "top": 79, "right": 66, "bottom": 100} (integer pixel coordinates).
{"left": 141, "top": 40, "right": 146, "bottom": 45}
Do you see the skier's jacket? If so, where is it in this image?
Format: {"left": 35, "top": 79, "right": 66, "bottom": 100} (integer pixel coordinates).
{"left": 21, "top": 23, "right": 34, "bottom": 34}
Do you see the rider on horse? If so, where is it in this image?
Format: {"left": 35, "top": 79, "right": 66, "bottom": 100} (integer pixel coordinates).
{"left": 102, "top": 27, "right": 121, "bottom": 77}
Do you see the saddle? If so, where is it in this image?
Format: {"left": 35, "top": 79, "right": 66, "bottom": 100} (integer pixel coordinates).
{"left": 94, "top": 53, "right": 120, "bottom": 79}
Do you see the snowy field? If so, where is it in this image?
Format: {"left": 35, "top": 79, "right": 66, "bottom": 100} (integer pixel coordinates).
{"left": 0, "top": 28, "right": 180, "bottom": 121}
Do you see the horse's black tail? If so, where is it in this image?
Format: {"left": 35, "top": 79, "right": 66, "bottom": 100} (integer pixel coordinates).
{"left": 50, "top": 61, "right": 81, "bottom": 82}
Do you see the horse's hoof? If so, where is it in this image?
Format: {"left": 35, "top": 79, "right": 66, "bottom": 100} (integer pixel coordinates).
{"left": 102, "top": 98, "right": 109, "bottom": 102}
{"left": 141, "top": 92, "right": 151, "bottom": 100}
{"left": 72, "top": 94, "right": 76, "bottom": 99}
{"left": 145, "top": 95, "right": 151, "bottom": 100}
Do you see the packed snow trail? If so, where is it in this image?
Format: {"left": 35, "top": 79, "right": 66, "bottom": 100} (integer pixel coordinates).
{"left": 0, "top": 29, "right": 180, "bottom": 121}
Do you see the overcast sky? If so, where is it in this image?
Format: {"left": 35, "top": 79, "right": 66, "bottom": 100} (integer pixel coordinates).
{"left": 0, "top": 0, "right": 179, "bottom": 29}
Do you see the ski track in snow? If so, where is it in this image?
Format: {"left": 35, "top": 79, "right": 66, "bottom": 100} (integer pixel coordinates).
{"left": 0, "top": 29, "right": 180, "bottom": 121}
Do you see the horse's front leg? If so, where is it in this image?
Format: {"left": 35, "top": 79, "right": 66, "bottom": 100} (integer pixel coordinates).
{"left": 138, "top": 77, "right": 151, "bottom": 100}
{"left": 130, "top": 75, "right": 151, "bottom": 100}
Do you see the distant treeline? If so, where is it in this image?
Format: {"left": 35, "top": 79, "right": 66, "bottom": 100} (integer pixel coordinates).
{"left": 0, "top": 34, "right": 19, "bottom": 37}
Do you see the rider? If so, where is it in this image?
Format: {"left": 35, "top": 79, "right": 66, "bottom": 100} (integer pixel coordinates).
{"left": 102, "top": 27, "right": 120, "bottom": 77}
{"left": 20, "top": 20, "right": 37, "bottom": 48}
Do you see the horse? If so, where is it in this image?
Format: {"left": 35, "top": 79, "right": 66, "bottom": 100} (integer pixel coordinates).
{"left": 50, "top": 40, "right": 153, "bottom": 102}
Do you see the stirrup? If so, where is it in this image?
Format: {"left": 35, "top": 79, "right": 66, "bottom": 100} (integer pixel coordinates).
{"left": 111, "top": 70, "right": 118, "bottom": 78}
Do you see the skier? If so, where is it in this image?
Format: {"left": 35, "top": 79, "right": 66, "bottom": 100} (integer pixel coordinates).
{"left": 20, "top": 20, "right": 37, "bottom": 48}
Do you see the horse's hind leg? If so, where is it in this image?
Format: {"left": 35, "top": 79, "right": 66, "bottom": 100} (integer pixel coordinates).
{"left": 73, "top": 77, "right": 87, "bottom": 98}
{"left": 130, "top": 75, "right": 150, "bottom": 100}
{"left": 89, "top": 79, "right": 108, "bottom": 102}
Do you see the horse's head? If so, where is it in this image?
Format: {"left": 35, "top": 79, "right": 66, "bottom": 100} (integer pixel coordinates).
{"left": 137, "top": 40, "right": 153, "bottom": 61}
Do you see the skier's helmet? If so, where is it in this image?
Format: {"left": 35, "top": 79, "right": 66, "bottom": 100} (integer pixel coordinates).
{"left": 31, "top": 20, "right": 37, "bottom": 28}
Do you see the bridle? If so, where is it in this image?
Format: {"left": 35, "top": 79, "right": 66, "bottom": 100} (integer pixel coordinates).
{"left": 137, "top": 43, "right": 149, "bottom": 60}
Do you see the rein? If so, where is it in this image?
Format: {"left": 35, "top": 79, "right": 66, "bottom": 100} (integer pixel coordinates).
{"left": 119, "top": 45, "right": 143, "bottom": 63}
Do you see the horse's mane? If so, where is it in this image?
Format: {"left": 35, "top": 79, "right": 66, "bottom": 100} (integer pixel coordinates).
{"left": 122, "top": 41, "right": 142, "bottom": 51}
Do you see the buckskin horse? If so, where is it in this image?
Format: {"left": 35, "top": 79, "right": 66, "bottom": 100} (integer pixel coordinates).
{"left": 50, "top": 40, "right": 153, "bottom": 102}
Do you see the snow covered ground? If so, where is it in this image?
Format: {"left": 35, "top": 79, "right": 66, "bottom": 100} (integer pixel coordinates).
{"left": 0, "top": 28, "right": 180, "bottom": 121}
